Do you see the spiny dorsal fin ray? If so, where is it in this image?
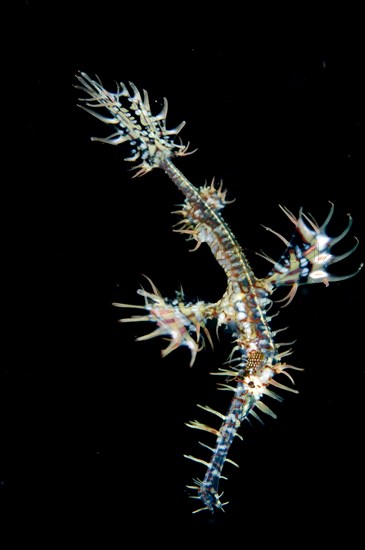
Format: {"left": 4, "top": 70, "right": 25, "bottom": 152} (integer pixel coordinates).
{"left": 264, "top": 202, "right": 362, "bottom": 300}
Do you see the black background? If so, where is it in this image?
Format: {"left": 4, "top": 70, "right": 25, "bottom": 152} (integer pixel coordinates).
{"left": 3, "top": 1, "right": 364, "bottom": 543}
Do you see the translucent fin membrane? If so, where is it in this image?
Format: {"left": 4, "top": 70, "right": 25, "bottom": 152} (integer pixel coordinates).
{"left": 265, "top": 202, "right": 363, "bottom": 306}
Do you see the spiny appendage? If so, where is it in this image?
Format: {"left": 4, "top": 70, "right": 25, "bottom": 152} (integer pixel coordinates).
{"left": 185, "top": 349, "right": 303, "bottom": 513}
{"left": 198, "top": 178, "right": 236, "bottom": 212}
{"left": 172, "top": 177, "right": 235, "bottom": 249}
{"left": 75, "top": 72, "right": 195, "bottom": 176}
{"left": 113, "top": 276, "right": 214, "bottom": 367}
{"left": 260, "top": 202, "right": 363, "bottom": 306}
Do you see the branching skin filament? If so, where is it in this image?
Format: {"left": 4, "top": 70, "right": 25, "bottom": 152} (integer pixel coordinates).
{"left": 76, "top": 72, "right": 362, "bottom": 513}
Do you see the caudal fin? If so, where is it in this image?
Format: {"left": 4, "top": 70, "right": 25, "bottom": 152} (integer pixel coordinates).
{"left": 75, "top": 72, "right": 192, "bottom": 176}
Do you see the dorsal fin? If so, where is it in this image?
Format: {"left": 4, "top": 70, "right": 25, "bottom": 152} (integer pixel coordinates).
{"left": 264, "top": 203, "right": 362, "bottom": 305}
